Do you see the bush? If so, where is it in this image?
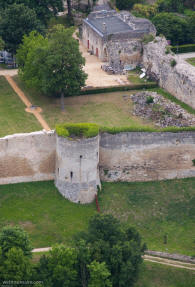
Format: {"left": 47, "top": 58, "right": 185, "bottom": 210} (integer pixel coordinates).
{"left": 192, "top": 159, "right": 195, "bottom": 166}
{"left": 146, "top": 95, "right": 154, "bottom": 104}
{"left": 56, "top": 123, "right": 99, "bottom": 138}
{"left": 142, "top": 34, "right": 155, "bottom": 44}
{"left": 170, "top": 59, "right": 177, "bottom": 67}
{"left": 171, "top": 44, "right": 195, "bottom": 53}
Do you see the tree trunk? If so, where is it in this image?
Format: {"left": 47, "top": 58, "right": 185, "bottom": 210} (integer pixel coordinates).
{"left": 60, "top": 92, "right": 65, "bottom": 111}
{"left": 67, "top": 0, "right": 72, "bottom": 18}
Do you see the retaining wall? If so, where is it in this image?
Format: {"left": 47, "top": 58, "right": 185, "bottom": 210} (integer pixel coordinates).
{"left": 0, "top": 130, "right": 56, "bottom": 185}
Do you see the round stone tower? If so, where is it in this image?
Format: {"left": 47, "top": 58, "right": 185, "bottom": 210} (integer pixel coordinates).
{"left": 55, "top": 123, "right": 100, "bottom": 204}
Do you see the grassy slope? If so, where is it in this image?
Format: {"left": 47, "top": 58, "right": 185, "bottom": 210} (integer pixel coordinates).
{"left": 135, "top": 261, "right": 195, "bottom": 287}
{"left": 0, "top": 181, "right": 96, "bottom": 248}
{"left": 14, "top": 76, "right": 154, "bottom": 129}
{"left": 99, "top": 178, "right": 195, "bottom": 256}
{"left": 0, "top": 76, "right": 41, "bottom": 137}
{"left": 0, "top": 179, "right": 195, "bottom": 256}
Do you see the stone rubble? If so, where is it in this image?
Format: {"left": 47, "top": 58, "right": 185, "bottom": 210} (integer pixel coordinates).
{"left": 130, "top": 91, "right": 195, "bottom": 128}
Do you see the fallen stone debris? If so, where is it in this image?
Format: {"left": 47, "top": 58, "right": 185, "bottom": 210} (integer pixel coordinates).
{"left": 130, "top": 91, "right": 195, "bottom": 127}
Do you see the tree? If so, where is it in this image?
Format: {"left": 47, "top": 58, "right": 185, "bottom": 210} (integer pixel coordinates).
{"left": 88, "top": 261, "right": 112, "bottom": 287}
{"left": 0, "top": 225, "right": 32, "bottom": 257}
{"left": 17, "top": 25, "right": 87, "bottom": 110}
{"left": 0, "top": 247, "right": 32, "bottom": 284}
{"left": 76, "top": 214, "right": 145, "bottom": 287}
{"left": 0, "top": 0, "right": 64, "bottom": 24}
{"left": 0, "top": 3, "right": 43, "bottom": 53}
{"left": 116, "top": 0, "right": 143, "bottom": 10}
{"left": 0, "top": 36, "right": 4, "bottom": 50}
{"left": 36, "top": 245, "right": 78, "bottom": 287}
{"left": 152, "top": 12, "right": 188, "bottom": 45}
{"left": 156, "top": 0, "right": 184, "bottom": 13}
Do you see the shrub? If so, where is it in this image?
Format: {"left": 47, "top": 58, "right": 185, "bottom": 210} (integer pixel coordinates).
{"left": 170, "top": 59, "right": 177, "bottom": 67}
{"left": 146, "top": 95, "right": 154, "bottom": 104}
{"left": 165, "top": 46, "right": 172, "bottom": 54}
{"left": 142, "top": 34, "right": 155, "bottom": 44}
{"left": 56, "top": 123, "right": 99, "bottom": 138}
{"left": 192, "top": 159, "right": 195, "bottom": 166}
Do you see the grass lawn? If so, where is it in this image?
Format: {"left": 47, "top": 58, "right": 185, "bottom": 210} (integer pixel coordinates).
{"left": 14, "top": 76, "right": 154, "bottom": 129}
{"left": 0, "top": 76, "right": 41, "bottom": 137}
{"left": 186, "top": 57, "right": 195, "bottom": 67}
{"left": 0, "top": 181, "right": 96, "bottom": 248}
{"left": 135, "top": 261, "right": 195, "bottom": 287}
{"left": 128, "top": 70, "right": 154, "bottom": 85}
{"left": 99, "top": 178, "right": 195, "bottom": 256}
{"left": 0, "top": 178, "right": 195, "bottom": 256}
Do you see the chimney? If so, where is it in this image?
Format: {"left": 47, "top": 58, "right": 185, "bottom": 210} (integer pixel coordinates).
{"left": 102, "top": 22, "right": 107, "bottom": 32}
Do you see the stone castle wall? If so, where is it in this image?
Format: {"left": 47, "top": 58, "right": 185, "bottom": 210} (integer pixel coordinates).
{"left": 0, "top": 130, "right": 195, "bottom": 202}
{"left": 99, "top": 132, "right": 195, "bottom": 182}
{"left": 0, "top": 131, "right": 56, "bottom": 185}
{"left": 143, "top": 37, "right": 195, "bottom": 109}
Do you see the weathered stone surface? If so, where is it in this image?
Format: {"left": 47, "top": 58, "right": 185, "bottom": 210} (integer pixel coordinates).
{"left": 55, "top": 135, "right": 100, "bottom": 204}
{"left": 130, "top": 91, "right": 195, "bottom": 127}
{"left": 0, "top": 130, "right": 56, "bottom": 185}
{"left": 143, "top": 37, "right": 195, "bottom": 109}
{"left": 99, "top": 132, "right": 195, "bottom": 182}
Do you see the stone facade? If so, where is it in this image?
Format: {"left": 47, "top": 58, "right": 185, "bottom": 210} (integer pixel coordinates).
{"left": 55, "top": 134, "right": 100, "bottom": 203}
{"left": 143, "top": 37, "right": 195, "bottom": 109}
{"left": 81, "top": 5, "right": 156, "bottom": 72}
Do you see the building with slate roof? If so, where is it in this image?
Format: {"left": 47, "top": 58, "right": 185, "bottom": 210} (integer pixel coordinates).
{"left": 81, "top": 4, "right": 156, "bottom": 73}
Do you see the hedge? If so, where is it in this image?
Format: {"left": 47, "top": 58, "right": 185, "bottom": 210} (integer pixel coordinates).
{"left": 171, "top": 44, "right": 195, "bottom": 54}
{"left": 100, "top": 126, "right": 195, "bottom": 134}
{"left": 56, "top": 123, "right": 195, "bottom": 137}
{"left": 56, "top": 123, "right": 99, "bottom": 139}
{"left": 80, "top": 83, "right": 158, "bottom": 95}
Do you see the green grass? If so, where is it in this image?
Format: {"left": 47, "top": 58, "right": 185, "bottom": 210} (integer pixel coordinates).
{"left": 0, "top": 181, "right": 96, "bottom": 248}
{"left": 0, "top": 76, "right": 41, "bottom": 137}
{"left": 14, "top": 76, "right": 154, "bottom": 129}
{"left": 128, "top": 70, "right": 154, "bottom": 84}
{"left": 186, "top": 57, "right": 195, "bottom": 67}
{"left": 0, "top": 178, "right": 195, "bottom": 256}
{"left": 135, "top": 261, "right": 195, "bottom": 287}
{"left": 98, "top": 178, "right": 195, "bottom": 256}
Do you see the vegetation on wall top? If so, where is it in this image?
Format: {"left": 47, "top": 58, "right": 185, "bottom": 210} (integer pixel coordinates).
{"left": 56, "top": 123, "right": 100, "bottom": 139}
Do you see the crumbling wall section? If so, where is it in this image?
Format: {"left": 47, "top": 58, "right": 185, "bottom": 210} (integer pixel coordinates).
{"left": 143, "top": 37, "right": 195, "bottom": 109}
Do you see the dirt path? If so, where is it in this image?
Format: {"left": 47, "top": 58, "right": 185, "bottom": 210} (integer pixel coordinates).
{"left": 143, "top": 255, "right": 195, "bottom": 271}
{"left": 0, "top": 68, "right": 18, "bottom": 76}
{"left": 32, "top": 247, "right": 195, "bottom": 270}
{"left": 5, "top": 75, "right": 51, "bottom": 131}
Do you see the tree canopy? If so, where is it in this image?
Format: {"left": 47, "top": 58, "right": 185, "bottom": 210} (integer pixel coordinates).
{"left": 0, "top": 0, "right": 64, "bottom": 24}
{"left": 17, "top": 25, "right": 87, "bottom": 109}
{"left": 0, "top": 3, "right": 43, "bottom": 53}
{"left": 152, "top": 12, "right": 188, "bottom": 45}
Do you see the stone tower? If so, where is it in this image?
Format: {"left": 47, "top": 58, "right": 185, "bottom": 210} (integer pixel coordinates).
{"left": 55, "top": 124, "right": 100, "bottom": 204}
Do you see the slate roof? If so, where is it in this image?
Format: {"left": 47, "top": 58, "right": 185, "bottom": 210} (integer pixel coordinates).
{"left": 88, "top": 15, "right": 132, "bottom": 35}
